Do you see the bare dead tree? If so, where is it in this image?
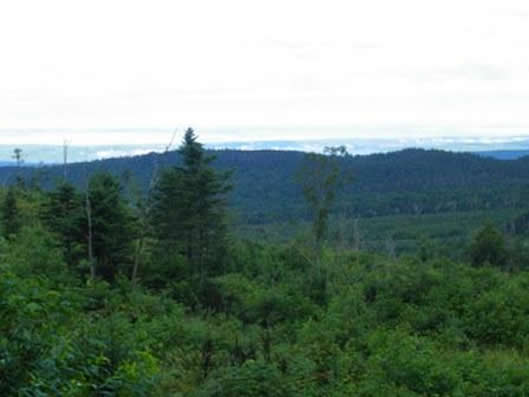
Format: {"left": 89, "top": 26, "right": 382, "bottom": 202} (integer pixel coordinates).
{"left": 86, "top": 186, "right": 95, "bottom": 279}
{"left": 164, "top": 128, "right": 178, "bottom": 153}
{"left": 63, "top": 139, "right": 70, "bottom": 181}
{"left": 82, "top": 163, "right": 96, "bottom": 280}
{"left": 131, "top": 128, "right": 178, "bottom": 284}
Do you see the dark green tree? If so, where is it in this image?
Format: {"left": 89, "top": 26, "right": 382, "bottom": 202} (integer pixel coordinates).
{"left": 41, "top": 182, "right": 85, "bottom": 266}
{"left": 84, "top": 172, "right": 136, "bottom": 281}
{"left": 151, "top": 128, "right": 232, "bottom": 284}
{"left": 296, "top": 146, "right": 351, "bottom": 246}
{"left": 2, "top": 187, "right": 20, "bottom": 239}
{"left": 469, "top": 223, "right": 507, "bottom": 268}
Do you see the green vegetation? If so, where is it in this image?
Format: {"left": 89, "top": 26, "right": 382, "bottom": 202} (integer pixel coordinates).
{"left": 2, "top": 187, "right": 19, "bottom": 238}
{"left": 2, "top": 131, "right": 529, "bottom": 395}
{"left": 150, "top": 128, "right": 232, "bottom": 290}
{"left": 5, "top": 146, "right": 529, "bottom": 226}
{"left": 296, "top": 145, "right": 351, "bottom": 246}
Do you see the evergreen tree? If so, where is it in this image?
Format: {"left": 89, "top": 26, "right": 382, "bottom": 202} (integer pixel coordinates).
{"left": 469, "top": 223, "right": 507, "bottom": 268}
{"left": 41, "top": 182, "right": 85, "bottom": 265}
{"left": 85, "top": 172, "right": 136, "bottom": 281}
{"left": 2, "top": 187, "right": 20, "bottom": 239}
{"left": 151, "top": 128, "right": 232, "bottom": 282}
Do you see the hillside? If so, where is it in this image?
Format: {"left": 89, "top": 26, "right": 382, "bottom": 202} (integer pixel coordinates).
{"left": 4, "top": 136, "right": 529, "bottom": 395}
{"left": 2, "top": 148, "right": 529, "bottom": 224}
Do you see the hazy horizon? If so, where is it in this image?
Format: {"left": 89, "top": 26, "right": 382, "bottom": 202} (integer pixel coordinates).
{"left": 2, "top": 127, "right": 529, "bottom": 147}
{"left": 2, "top": 131, "right": 529, "bottom": 164}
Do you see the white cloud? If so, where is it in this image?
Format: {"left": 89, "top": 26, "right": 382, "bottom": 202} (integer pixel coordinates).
{"left": 1, "top": 0, "right": 529, "bottom": 142}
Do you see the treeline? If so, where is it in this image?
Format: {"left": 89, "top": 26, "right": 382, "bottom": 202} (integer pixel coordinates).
{"left": 1, "top": 129, "right": 231, "bottom": 288}
{"left": 3, "top": 147, "right": 529, "bottom": 224}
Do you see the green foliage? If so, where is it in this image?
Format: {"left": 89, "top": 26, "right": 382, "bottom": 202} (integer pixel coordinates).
{"left": 296, "top": 146, "right": 351, "bottom": 245}
{"left": 195, "top": 360, "right": 293, "bottom": 396}
{"left": 1, "top": 187, "right": 20, "bottom": 238}
{"left": 9, "top": 147, "right": 529, "bottom": 227}
{"left": 86, "top": 172, "right": 136, "bottom": 281}
{"left": 40, "top": 175, "right": 137, "bottom": 280}
{"left": 359, "top": 329, "right": 460, "bottom": 395}
{"left": 4, "top": 221, "right": 529, "bottom": 395}
{"left": 151, "top": 128, "right": 232, "bottom": 286}
{"left": 4, "top": 147, "right": 529, "bottom": 395}
{"left": 213, "top": 273, "right": 315, "bottom": 327}
{"left": 4, "top": 224, "right": 68, "bottom": 278}
{"left": 463, "top": 273, "right": 529, "bottom": 347}
{"left": 0, "top": 257, "right": 180, "bottom": 395}
{"left": 41, "top": 182, "right": 85, "bottom": 266}
{"left": 469, "top": 223, "right": 508, "bottom": 267}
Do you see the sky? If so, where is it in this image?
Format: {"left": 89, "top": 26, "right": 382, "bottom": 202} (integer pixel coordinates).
{"left": 1, "top": 0, "right": 529, "bottom": 144}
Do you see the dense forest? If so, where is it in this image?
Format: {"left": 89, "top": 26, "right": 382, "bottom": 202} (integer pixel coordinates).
{"left": 3, "top": 130, "right": 529, "bottom": 395}
{"left": 4, "top": 145, "right": 529, "bottom": 225}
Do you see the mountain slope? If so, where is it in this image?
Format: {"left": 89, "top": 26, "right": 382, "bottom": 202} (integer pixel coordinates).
{"left": 2, "top": 148, "right": 529, "bottom": 223}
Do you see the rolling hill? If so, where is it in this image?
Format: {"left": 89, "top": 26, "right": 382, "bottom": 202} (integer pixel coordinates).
{"left": 2, "top": 148, "right": 529, "bottom": 224}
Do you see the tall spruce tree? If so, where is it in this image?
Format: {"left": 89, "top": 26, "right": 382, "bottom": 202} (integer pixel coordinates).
{"left": 151, "top": 128, "right": 232, "bottom": 282}
{"left": 41, "top": 182, "right": 85, "bottom": 266}
{"left": 85, "top": 172, "right": 136, "bottom": 281}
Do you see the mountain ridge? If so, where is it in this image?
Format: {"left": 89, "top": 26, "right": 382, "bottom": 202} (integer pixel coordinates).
{"left": 2, "top": 147, "right": 529, "bottom": 223}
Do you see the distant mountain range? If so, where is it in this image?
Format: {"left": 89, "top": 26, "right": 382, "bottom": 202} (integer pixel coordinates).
{"left": 2, "top": 136, "right": 529, "bottom": 164}
{"left": 476, "top": 150, "right": 529, "bottom": 160}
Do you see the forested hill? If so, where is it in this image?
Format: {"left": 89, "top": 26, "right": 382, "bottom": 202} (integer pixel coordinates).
{"left": 2, "top": 148, "right": 529, "bottom": 223}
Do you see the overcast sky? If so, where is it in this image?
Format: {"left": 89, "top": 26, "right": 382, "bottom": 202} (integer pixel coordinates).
{"left": 1, "top": 0, "right": 529, "bottom": 143}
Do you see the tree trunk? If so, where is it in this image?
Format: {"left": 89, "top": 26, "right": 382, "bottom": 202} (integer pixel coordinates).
{"left": 132, "top": 236, "right": 144, "bottom": 284}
